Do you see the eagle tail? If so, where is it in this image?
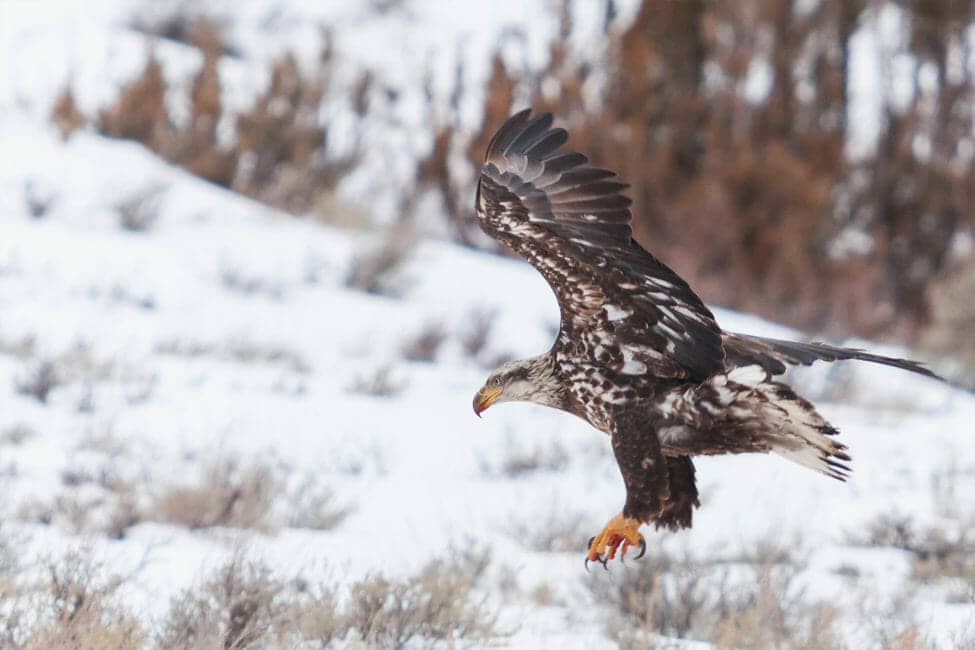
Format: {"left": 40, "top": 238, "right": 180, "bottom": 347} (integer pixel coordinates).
{"left": 761, "top": 382, "right": 852, "bottom": 481}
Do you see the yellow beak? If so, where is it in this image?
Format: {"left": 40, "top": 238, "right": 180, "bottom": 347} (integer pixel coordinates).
{"left": 473, "top": 385, "right": 502, "bottom": 417}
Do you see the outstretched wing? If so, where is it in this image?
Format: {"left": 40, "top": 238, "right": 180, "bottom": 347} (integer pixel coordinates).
{"left": 476, "top": 110, "right": 724, "bottom": 381}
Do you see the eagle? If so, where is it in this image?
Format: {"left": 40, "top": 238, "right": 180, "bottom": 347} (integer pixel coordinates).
{"left": 470, "top": 110, "right": 941, "bottom": 568}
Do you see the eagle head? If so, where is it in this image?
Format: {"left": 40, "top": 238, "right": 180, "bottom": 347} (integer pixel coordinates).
{"left": 473, "top": 356, "right": 561, "bottom": 416}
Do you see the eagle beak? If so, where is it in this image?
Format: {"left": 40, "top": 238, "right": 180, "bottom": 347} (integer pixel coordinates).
{"left": 473, "top": 386, "right": 502, "bottom": 417}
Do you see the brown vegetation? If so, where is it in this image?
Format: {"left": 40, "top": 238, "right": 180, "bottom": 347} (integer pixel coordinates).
{"left": 50, "top": 86, "right": 85, "bottom": 140}
{"left": 508, "top": 509, "right": 591, "bottom": 553}
{"left": 401, "top": 322, "right": 447, "bottom": 362}
{"left": 0, "top": 538, "right": 499, "bottom": 649}
{"left": 0, "top": 549, "right": 145, "bottom": 650}
{"left": 427, "top": 0, "right": 975, "bottom": 347}
{"left": 344, "top": 222, "right": 416, "bottom": 296}
{"left": 115, "top": 185, "right": 166, "bottom": 232}
{"left": 922, "top": 263, "right": 975, "bottom": 387}
{"left": 155, "top": 336, "right": 310, "bottom": 373}
{"left": 852, "top": 512, "right": 975, "bottom": 585}
{"left": 150, "top": 458, "right": 279, "bottom": 531}
{"left": 69, "top": 3, "right": 975, "bottom": 351}
{"left": 461, "top": 309, "right": 496, "bottom": 361}
{"left": 14, "top": 360, "right": 62, "bottom": 403}
{"left": 158, "top": 553, "right": 285, "bottom": 649}
{"left": 157, "top": 548, "right": 498, "bottom": 649}
{"left": 347, "top": 549, "right": 498, "bottom": 648}
{"left": 498, "top": 440, "right": 570, "bottom": 478}
{"left": 589, "top": 547, "right": 843, "bottom": 649}
{"left": 95, "top": 23, "right": 358, "bottom": 219}
{"left": 347, "top": 365, "right": 404, "bottom": 398}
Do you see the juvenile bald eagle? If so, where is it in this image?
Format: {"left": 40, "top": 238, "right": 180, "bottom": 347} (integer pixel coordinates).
{"left": 471, "top": 110, "right": 941, "bottom": 567}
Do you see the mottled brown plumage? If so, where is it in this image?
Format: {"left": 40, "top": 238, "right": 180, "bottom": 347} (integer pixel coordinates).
{"left": 470, "top": 110, "right": 941, "bottom": 565}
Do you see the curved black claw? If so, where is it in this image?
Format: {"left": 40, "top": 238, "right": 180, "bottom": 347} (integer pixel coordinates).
{"left": 633, "top": 538, "right": 647, "bottom": 560}
{"left": 584, "top": 554, "right": 608, "bottom": 571}
{"left": 584, "top": 555, "right": 607, "bottom": 570}
{"left": 584, "top": 537, "right": 608, "bottom": 572}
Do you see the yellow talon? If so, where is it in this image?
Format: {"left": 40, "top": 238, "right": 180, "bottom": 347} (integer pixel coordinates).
{"left": 586, "top": 513, "right": 645, "bottom": 567}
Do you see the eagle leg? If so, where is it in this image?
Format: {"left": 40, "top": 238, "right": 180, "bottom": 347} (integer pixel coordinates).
{"left": 584, "top": 512, "right": 645, "bottom": 568}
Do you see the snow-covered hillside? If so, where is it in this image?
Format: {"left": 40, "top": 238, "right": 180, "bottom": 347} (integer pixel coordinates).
{"left": 1, "top": 2, "right": 973, "bottom": 648}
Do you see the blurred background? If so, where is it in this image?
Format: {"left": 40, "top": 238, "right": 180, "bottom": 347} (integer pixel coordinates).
{"left": 1, "top": 1, "right": 973, "bottom": 648}
{"left": 41, "top": 0, "right": 975, "bottom": 376}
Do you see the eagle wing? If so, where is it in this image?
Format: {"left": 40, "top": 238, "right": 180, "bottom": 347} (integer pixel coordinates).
{"left": 475, "top": 110, "right": 724, "bottom": 381}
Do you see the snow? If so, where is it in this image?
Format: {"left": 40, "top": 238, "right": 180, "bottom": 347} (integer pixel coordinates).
{"left": 1, "top": 2, "right": 974, "bottom": 648}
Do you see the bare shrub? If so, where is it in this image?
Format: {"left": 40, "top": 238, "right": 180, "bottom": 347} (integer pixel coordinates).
{"left": 508, "top": 509, "right": 591, "bottom": 553}
{"left": 348, "top": 365, "right": 404, "bottom": 398}
{"left": 493, "top": 440, "right": 569, "bottom": 478}
{"left": 95, "top": 24, "right": 232, "bottom": 187}
{"left": 851, "top": 513, "right": 975, "bottom": 584}
{"left": 922, "top": 262, "right": 975, "bottom": 388}
{"left": 76, "top": 425, "right": 128, "bottom": 458}
{"left": 345, "top": 223, "right": 415, "bottom": 297}
{"left": 529, "top": 582, "right": 560, "bottom": 607}
{"left": 0, "top": 334, "right": 36, "bottom": 359}
{"left": 2, "top": 424, "right": 35, "bottom": 445}
{"left": 232, "top": 47, "right": 360, "bottom": 213}
{"left": 15, "top": 486, "right": 136, "bottom": 539}
{"left": 590, "top": 547, "right": 841, "bottom": 649}
{"left": 594, "top": 551, "right": 711, "bottom": 643}
{"left": 15, "top": 360, "right": 62, "bottom": 403}
{"left": 50, "top": 85, "right": 85, "bottom": 140}
{"left": 346, "top": 548, "right": 498, "bottom": 648}
{"left": 177, "top": 20, "right": 237, "bottom": 187}
{"left": 96, "top": 24, "right": 360, "bottom": 215}
{"left": 156, "top": 337, "right": 310, "bottom": 373}
{"left": 285, "top": 476, "right": 353, "bottom": 531}
{"left": 158, "top": 548, "right": 499, "bottom": 649}
{"left": 23, "top": 179, "right": 56, "bottom": 219}
{"left": 461, "top": 309, "right": 495, "bottom": 360}
{"left": 852, "top": 589, "right": 927, "bottom": 650}
{"left": 104, "top": 494, "right": 142, "bottom": 541}
{"left": 412, "top": 52, "right": 515, "bottom": 246}
{"left": 98, "top": 53, "right": 170, "bottom": 149}
{"left": 218, "top": 266, "right": 285, "bottom": 300}
{"left": 14, "top": 345, "right": 152, "bottom": 410}
{"left": 284, "top": 582, "right": 348, "bottom": 646}
{"left": 116, "top": 185, "right": 166, "bottom": 232}
{"left": 0, "top": 550, "right": 145, "bottom": 649}
{"left": 225, "top": 340, "right": 309, "bottom": 373}
{"left": 150, "top": 458, "right": 279, "bottom": 531}
{"left": 401, "top": 323, "right": 446, "bottom": 362}
{"left": 158, "top": 553, "right": 284, "bottom": 650}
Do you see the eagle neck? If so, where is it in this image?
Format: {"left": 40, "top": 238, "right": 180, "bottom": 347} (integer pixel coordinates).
{"left": 525, "top": 353, "right": 568, "bottom": 411}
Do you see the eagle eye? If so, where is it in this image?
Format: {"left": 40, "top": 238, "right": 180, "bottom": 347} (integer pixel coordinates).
{"left": 493, "top": 377, "right": 503, "bottom": 387}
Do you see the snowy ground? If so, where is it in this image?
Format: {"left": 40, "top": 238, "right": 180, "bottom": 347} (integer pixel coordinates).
{"left": 2, "top": 2, "right": 974, "bottom": 648}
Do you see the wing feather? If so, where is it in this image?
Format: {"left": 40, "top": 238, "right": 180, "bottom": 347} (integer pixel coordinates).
{"left": 475, "top": 110, "right": 724, "bottom": 380}
{"left": 504, "top": 113, "right": 555, "bottom": 154}
{"left": 723, "top": 333, "right": 941, "bottom": 379}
